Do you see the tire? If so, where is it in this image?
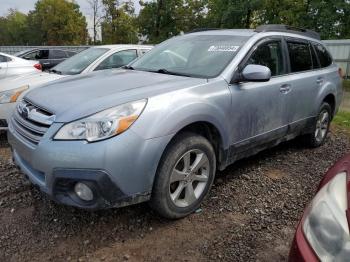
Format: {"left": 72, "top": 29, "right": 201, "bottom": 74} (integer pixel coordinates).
{"left": 150, "top": 132, "right": 216, "bottom": 219}
{"left": 303, "top": 102, "right": 332, "bottom": 148}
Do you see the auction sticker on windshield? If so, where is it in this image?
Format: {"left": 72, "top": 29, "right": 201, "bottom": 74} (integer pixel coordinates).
{"left": 208, "top": 45, "right": 239, "bottom": 52}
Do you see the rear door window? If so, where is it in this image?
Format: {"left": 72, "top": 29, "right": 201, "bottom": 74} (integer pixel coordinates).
{"left": 25, "top": 50, "right": 49, "bottom": 60}
{"left": 246, "top": 40, "right": 285, "bottom": 76}
{"left": 314, "top": 44, "right": 332, "bottom": 68}
{"left": 66, "top": 51, "right": 77, "bottom": 57}
{"left": 95, "top": 50, "right": 138, "bottom": 71}
{"left": 310, "top": 45, "right": 320, "bottom": 69}
{"left": 50, "top": 50, "right": 67, "bottom": 59}
{"left": 287, "top": 41, "right": 312, "bottom": 73}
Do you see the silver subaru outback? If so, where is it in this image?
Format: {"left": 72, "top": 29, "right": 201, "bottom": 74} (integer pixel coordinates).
{"left": 8, "top": 25, "right": 342, "bottom": 218}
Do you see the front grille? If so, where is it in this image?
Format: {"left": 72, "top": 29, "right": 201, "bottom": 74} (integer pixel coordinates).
{"left": 11, "top": 100, "right": 55, "bottom": 145}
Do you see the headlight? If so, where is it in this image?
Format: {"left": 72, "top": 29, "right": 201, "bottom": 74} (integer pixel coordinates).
{"left": 0, "top": 85, "right": 28, "bottom": 104}
{"left": 54, "top": 99, "right": 147, "bottom": 142}
{"left": 303, "top": 172, "right": 350, "bottom": 261}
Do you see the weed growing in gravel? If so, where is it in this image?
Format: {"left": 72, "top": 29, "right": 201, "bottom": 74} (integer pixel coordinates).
{"left": 343, "top": 80, "right": 350, "bottom": 92}
{"left": 334, "top": 111, "right": 350, "bottom": 128}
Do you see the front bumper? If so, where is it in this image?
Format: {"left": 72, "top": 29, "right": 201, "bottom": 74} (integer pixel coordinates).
{"left": 8, "top": 121, "right": 172, "bottom": 209}
{"left": 0, "top": 103, "right": 16, "bottom": 130}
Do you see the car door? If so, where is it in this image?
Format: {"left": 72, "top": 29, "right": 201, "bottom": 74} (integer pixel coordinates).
{"left": 283, "top": 38, "right": 320, "bottom": 133}
{"left": 0, "top": 55, "right": 7, "bottom": 79}
{"left": 228, "top": 37, "right": 289, "bottom": 154}
{"left": 0, "top": 55, "right": 8, "bottom": 78}
{"left": 93, "top": 49, "right": 138, "bottom": 71}
{"left": 33, "top": 49, "right": 49, "bottom": 70}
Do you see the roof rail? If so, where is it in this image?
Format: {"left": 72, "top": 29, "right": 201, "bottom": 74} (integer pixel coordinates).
{"left": 255, "top": 24, "right": 321, "bottom": 40}
{"left": 187, "top": 28, "right": 221, "bottom": 34}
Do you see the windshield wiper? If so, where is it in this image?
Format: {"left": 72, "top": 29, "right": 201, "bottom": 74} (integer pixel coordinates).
{"left": 122, "top": 65, "right": 135, "bottom": 70}
{"left": 48, "top": 69, "right": 62, "bottom": 75}
{"left": 155, "top": 68, "right": 191, "bottom": 77}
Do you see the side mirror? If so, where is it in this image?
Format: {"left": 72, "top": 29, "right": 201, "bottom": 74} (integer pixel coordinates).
{"left": 234, "top": 64, "right": 271, "bottom": 83}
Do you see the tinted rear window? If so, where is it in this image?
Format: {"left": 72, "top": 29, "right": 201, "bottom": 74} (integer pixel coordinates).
{"left": 287, "top": 41, "right": 312, "bottom": 73}
{"left": 310, "top": 45, "right": 320, "bottom": 69}
{"left": 314, "top": 44, "right": 332, "bottom": 68}
{"left": 50, "top": 50, "right": 67, "bottom": 59}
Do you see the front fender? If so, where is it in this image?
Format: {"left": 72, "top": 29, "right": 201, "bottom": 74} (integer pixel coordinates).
{"left": 131, "top": 83, "right": 232, "bottom": 149}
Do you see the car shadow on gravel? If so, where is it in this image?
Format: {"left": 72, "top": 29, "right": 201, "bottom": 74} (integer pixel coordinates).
{"left": 1, "top": 129, "right": 349, "bottom": 261}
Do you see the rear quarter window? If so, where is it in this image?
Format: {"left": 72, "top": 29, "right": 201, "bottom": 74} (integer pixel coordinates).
{"left": 287, "top": 41, "right": 313, "bottom": 73}
{"left": 314, "top": 44, "right": 332, "bottom": 68}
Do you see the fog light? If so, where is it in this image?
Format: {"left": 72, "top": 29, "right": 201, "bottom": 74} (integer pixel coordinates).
{"left": 74, "top": 182, "right": 94, "bottom": 201}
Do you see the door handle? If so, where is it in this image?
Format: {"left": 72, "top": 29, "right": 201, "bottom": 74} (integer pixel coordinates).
{"left": 316, "top": 78, "right": 324, "bottom": 85}
{"left": 42, "top": 62, "right": 50, "bottom": 65}
{"left": 280, "top": 84, "right": 291, "bottom": 94}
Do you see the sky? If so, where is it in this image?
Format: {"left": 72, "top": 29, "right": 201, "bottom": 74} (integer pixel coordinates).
{"left": 0, "top": 0, "right": 144, "bottom": 38}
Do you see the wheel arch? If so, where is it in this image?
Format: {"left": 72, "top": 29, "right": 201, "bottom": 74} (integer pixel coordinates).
{"left": 322, "top": 93, "right": 336, "bottom": 117}
{"left": 161, "top": 120, "right": 229, "bottom": 171}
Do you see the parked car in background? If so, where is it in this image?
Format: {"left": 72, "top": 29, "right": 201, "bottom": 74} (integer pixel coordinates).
{"left": 15, "top": 48, "right": 77, "bottom": 70}
{"left": 8, "top": 25, "right": 342, "bottom": 219}
{"left": 289, "top": 154, "right": 350, "bottom": 261}
{"left": 0, "top": 45, "right": 152, "bottom": 131}
{"left": 0, "top": 52, "right": 41, "bottom": 79}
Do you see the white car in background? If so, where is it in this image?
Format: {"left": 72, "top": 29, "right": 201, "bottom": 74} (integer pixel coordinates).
{"left": 0, "top": 45, "right": 152, "bottom": 130}
{"left": 0, "top": 52, "right": 42, "bottom": 79}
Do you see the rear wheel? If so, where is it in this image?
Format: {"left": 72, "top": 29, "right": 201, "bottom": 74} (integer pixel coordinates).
{"left": 150, "top": 132, "right": 216, "bottom": 219}
{"left": 304, "top": 102, "right": 331, "bottom": 147}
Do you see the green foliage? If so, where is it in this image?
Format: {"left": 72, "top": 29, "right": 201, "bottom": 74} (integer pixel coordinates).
{"left": 138, "top": 0, "right": 208, "bottom": 43}
{"left": 0, "top": 0, "right": 350, "bottom": 45}
{"left": 138, "top": 0, "right": 350, "bottom": 43}
{"left": 101, "top": 0, "right": 138, "bottom": 44}
{"left": 255, "top": 0, "right": 350, "bottom": 39}
{"left": 27, "top": 0, "right": 88, "bottom": 45}
{"left": 0, "top": 9, "right": 28, "bottom": 45}
{"left": 343, "top": 80, "right": 350, "bottom": 92}
{"left": 333, "top": 111, "right": 350, "bottom": 129}
{"left": 205, "top": 0, "right": 262, "bottom": 29}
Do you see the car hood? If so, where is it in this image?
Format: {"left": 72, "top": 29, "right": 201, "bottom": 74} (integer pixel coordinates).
{"left": 0, "top": 71, "right": 65, "bottom": 92}
{"left": 25, "top": 69, "right": 207, "bottom": 122}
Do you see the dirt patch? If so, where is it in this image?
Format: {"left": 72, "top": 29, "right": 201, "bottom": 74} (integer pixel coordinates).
{"left": 264, "top": 169, "right": 288, "bottom": 180}
{"left": 0, "top": 129, "right": 349, "bottom": 261}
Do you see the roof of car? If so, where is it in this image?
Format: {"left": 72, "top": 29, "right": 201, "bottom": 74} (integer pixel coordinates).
{"left": 189, "top": 25, "right": 323, "bottom": 42}
{"left": 92, "top": 44, "right": 153, "bottom": 50}
{"left": 0, "top": 52, "right": 18, "bottom": 59}
{"left": 190, "top": 29, "right": 256, "bottom": 37}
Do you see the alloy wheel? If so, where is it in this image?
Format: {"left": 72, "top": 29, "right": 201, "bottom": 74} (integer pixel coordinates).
{"left": 315, "top": 110, "right": 329, "bottom": 143}
{"left": 169, "top": 149, "right": 210, "bottom": 208}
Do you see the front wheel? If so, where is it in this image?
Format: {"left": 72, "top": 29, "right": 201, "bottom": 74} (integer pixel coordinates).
{"left": 304, "top": 102, "right": 332, "bottom": 147}
{"left": 150, "top": 132, "right": 216, "bottom": 219}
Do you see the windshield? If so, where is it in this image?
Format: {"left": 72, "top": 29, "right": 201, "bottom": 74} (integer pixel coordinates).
{"left": 14, "top": 49, "right": 33, "bottom": 57}
{"left": 52, "top": 47, "right": 109, "bottom": 75}
{"left": 131, "top": 34, "right": 249, "bottom": 78}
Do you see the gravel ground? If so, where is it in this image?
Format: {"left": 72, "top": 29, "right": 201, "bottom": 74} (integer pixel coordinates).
{"left": 0, "top": 128, "right": 349, "bottom": 262}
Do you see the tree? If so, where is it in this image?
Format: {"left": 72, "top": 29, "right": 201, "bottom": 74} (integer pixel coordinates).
{"left": 101, "top": 0, "right": 138, "bottom": 44}
{"left": 27, "top": 0, "right": 88, "bottom": 45}
{"left": 87, "top": 0, "right": 104, "bottom": 44}
{"left": 0, "top": 9, "right": 29, "bottom": 45}
{"left": 137, "top": 0, "right": 207, "bottom": 43}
